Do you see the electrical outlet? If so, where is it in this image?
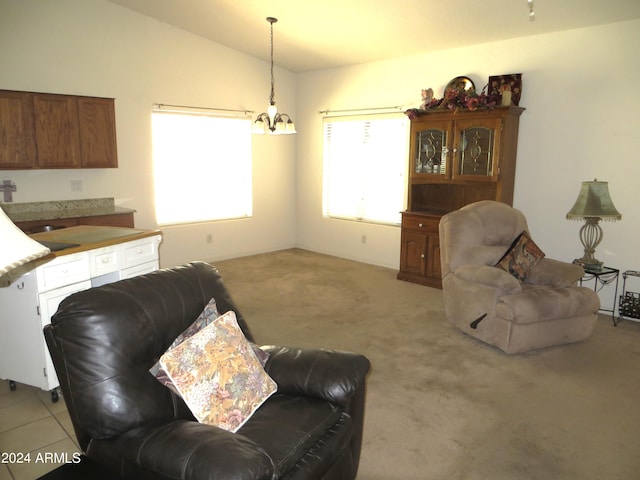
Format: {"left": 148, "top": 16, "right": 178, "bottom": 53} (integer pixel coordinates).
{"left": 70, "top": 180, "right": 83, "bottom": 192}
{"left": 361, "top": 235, "right": 367, "bottom": 244}
{"left": 206, "top": 234, "right": 213, "bottom": 244}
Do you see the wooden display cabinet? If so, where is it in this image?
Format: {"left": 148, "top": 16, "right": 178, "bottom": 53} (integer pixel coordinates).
{"left": 398, "top": 106, "right": 524, "bottom": 287}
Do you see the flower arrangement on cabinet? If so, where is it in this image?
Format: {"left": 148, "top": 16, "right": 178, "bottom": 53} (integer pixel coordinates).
{"left": 406, "top": 74, "right": 522, "bottom": 119}
{"left": 407, "top": 85, "right": 500, "bottom": 119}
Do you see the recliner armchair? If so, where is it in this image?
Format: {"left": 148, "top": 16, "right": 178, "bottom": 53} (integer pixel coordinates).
{"left": 439, "top": 200, "right": 600, "bottom": 354}
{"left": 43, "top": 261, "right": 370, "bottom": 480}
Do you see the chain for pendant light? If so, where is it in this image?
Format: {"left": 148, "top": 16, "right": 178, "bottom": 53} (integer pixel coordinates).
{"left": 268, "top": 17, "right": 276, "bottom": 107}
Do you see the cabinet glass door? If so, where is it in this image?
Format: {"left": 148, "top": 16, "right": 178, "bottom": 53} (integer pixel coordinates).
{"left": 414, "top": 127, "right": 449, "bottom": 177}
{"left": 459, "top": 127, "right": 493, "bottom": 176}
{"left": 454, "top": 118, "right": 501, "bottom": 180}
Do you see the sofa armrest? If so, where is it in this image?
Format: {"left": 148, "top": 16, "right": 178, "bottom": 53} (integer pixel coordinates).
{"left": 454, "top": 264, "right": 522, "bottom": 295}
{"left": 261, "top": 346, "right": 370, "bottom": 407}
{"left": 87, "top": 419, "right": 276, "bottom": 480}
{"left": 525, "top": 258, "right": 584, "bottom": 287}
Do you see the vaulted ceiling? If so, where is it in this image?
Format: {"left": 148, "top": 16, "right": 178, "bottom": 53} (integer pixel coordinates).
{"left": 109, "top": 0, "right": 640, "bottom": 72}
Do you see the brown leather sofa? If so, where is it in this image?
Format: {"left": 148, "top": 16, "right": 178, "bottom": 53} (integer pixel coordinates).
{"left": 43, "top": 261, "right": 370, "bottom": 480}
{"left": 439, "top": 200, "right": 600, "bottom": 354}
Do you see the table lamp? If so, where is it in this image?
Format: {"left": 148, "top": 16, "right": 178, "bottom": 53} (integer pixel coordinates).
{"left": 0, "top": 207, "right": 50, "bottom": 281}
{"left": 566, "top": 179, "right": 621, "bottom": 268}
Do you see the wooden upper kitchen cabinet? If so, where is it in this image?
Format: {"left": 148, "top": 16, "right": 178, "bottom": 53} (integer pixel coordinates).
{"left": 33, "top": 93, "right": 82, "bottom": 168}
{"left": 76, "top": 96, "right": 118, "bottom": 168}
{"left": 0, "top": 91, "right": 37, "bottom": 169}
{"left": 0, "top": 90, "right": 118, "bottom": 169}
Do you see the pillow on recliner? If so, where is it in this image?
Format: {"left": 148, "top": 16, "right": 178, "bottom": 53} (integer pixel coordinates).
{"left": 159, "top": 310, "right": 277, "bottom": 432}
{"left": 151, "top": 298, "right": 268, "bottom": 396}
{"left": 150, "top": 297, "right": 220, "bottom": 395}
{"left": 495, "top": 231, "right": 545, "bottom": 281}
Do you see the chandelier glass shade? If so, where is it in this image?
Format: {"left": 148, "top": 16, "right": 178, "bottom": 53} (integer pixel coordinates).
{"left": 252, "top": 17, "right": 296, "bottom": 135}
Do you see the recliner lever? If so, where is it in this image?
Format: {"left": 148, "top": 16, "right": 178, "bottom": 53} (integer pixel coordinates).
{"left": 469, "top": 313, "right": 487, "bottom": 329}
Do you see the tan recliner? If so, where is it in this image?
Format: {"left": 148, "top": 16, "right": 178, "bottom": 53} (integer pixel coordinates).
{"left": 439, "top": 200, "right": 600, "bottom": 354}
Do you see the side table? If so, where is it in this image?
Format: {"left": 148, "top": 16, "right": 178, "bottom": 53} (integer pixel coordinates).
{"left": 579, "top": 265, "right": 619, "bottom": 325}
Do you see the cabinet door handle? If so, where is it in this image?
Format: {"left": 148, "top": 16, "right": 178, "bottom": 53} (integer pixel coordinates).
{"left": 421, "top": 254, "right": 425, "bottom": 259}
{"left": 418, "top": 223, "right": 423, "bottom": 228}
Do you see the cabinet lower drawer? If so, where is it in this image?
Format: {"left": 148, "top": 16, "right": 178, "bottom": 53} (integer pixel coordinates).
{"left": 120, "top": 235, "right": 161, "bottom": 268}
{"left": 121, "top": 260, "right": 159, "bottom": 280}
{"left": 36, "top": 252, "right": 90, "bottom": 292}
{"left": 90, "top": 245, "right": 119, "bottom": 277}
{"left": 401, "top": 213, "right": 440, "bottom": 231}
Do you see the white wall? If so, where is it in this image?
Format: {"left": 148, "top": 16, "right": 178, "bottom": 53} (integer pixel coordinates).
{"left": 296, "top": 20, "right": 640, "bottom": 277}
{"left": 2, "top": 1, "right": 638, "bottom": 282}
{"left": 0, "top": 0, "right": 297, "bottom": 267}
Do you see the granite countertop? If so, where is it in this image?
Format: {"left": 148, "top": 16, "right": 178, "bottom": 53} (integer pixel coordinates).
{"left": 1, "top": 198, "right": 136, "bottom": 223}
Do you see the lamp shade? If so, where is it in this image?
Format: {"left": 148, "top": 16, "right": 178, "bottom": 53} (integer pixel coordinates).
{"left": 0, "top": 208, "right": 50, "bottom": 277}
{"left": 566, "top": 180, "right": 621, "bottom": 221}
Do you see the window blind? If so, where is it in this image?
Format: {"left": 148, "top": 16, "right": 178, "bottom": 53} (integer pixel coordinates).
{"left": 322, "top": 114, "right": 408, "bottom": 225}
{"left": 151, "top": 109, "right": 252, "bottom": 225}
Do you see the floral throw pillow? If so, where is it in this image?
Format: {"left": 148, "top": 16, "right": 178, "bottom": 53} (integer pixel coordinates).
{"left": 150, "top": 297, "right": 220, "bottom": 395}
{"left": 158, "top": 310, "right": 277, "bottom": 432}
{"left": 495, "top": 231, "right": 545, "bottom": 281}
{"left": 151, "top": 298, "right": 269, "bottom": 396}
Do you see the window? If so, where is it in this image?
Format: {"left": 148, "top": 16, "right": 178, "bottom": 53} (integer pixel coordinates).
{"left": 322, "top": 114, "right": 408, "bottom": 225}
{"left": 151, "top": 108, "right": 252, "bottom": 226}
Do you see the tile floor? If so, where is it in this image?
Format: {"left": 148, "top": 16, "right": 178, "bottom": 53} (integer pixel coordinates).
{"left": 0, "top": 382, "right": 79, "bottom": 480}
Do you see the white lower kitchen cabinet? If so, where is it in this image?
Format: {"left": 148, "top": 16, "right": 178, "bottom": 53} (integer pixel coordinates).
{"left": 0, "top": 231, "right": 161, "bottom": 401}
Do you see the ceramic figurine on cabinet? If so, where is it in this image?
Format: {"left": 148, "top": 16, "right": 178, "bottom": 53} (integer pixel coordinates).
{"left": 421, "top": 88, "right": 434, "bottom": 110}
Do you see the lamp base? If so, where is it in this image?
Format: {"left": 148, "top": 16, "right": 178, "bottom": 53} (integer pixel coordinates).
{"left": 572, "top": 257, "right": 604, "bottom": 270}
{"left": 573, "top": 217, "right": 604, "bottom": 270}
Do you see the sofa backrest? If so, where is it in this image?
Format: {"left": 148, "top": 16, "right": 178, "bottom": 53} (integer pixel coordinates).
{"left": 439, "top": 200, "right": 529, "bottom": 277}
{"left": 44, "top": 261, "right": 253, "bottom": 451}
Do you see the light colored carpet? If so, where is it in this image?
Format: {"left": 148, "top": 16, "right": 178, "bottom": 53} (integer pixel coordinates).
{"left": 214, "top": 248, "right": 640, "bottom": 480}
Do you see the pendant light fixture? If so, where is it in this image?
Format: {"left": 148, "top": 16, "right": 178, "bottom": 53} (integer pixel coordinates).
{"left": 252, "top": 17, "right": 296, "bottom": 135}
{"left": 527, "top": 0, "right": 535, "bottom": 21}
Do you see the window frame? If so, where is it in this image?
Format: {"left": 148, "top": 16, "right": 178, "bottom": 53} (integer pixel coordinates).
{"left": 151, "top": 107, "right": 253, "bottom": 226}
